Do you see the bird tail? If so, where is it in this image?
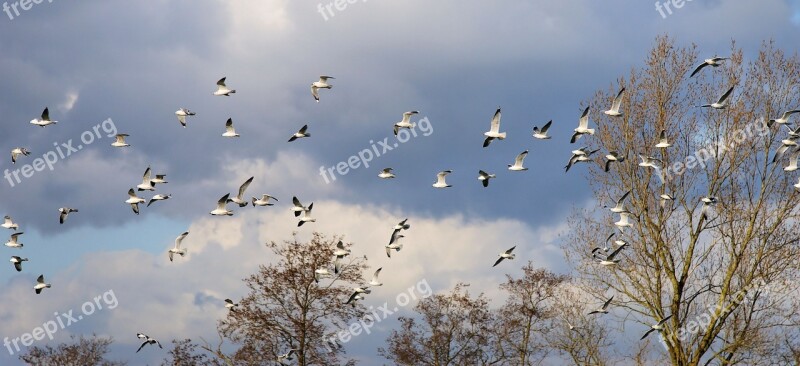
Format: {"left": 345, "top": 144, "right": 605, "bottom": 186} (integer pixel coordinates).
{"left": 182, "top": 249, "right": 188, "bottom": 256}
{"left": 230, "top": 90, "right": 236, "bottom": 93}
{"left": 498, "top": 132, "right": 507, "bottom": 139}
{"left": 45, "top": 284, "right": 52, "bottom": 288}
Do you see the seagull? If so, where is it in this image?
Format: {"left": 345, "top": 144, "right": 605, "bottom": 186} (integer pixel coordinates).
{"left": 221, "top": 118, "right": 240, "bottom": 138}
{"left": 432, "top": 170, "right": 453, "bottom": 188}
{"left": 252, "top": 194, "right": 278, "bottom": 207}
{"left": 136, "top": 333, "right": 162, "bottom": 353}
{"left": 492, "top": 246, "right": 516, "bottom": 267}
{"left": 795, "top": 177, "right": 800, "bottom": 191}
{"left": 565, "top": 148, "right": 600, "bottom": 172}
{"left": 297, "top": 203, "right": 315, "bottom": 227}
{"left": 785, "top": 148, "right": 800, "bottom": 172}
{"left": 314, "top": 267, "right": 333, "bottom": 283}
{"left": 394, "top": 111, "right": 419, "bottom": 136}
{"left": 345, "top": 286, "right": 371, "bottom": 304}
{"left": 532, "top": 120, "right": 552, "bottom": 140}
{"left": 369, "top": 268, "right": 383, "bottom": 286}
{"left": 11, "top": 147, "right": 30, "bottom": 164}
{"left": 769, "top": 109, "right": 800, "bottom": 126}
{"left": 2, "top": 216, "right": 19, "bottom": 230}
{"left": 210, "top": 193, "right": 233, "bottom": 216}
{"left": 150, "top": 174, "right": 168, "bottom": 185}
{"left": 168, "top": 231, "right": 189, "bottom": 262}
{"left": 604, "top": 151, "right": 626, "bottom": 172}
{"left": 392, "top": 218, "right": 411, "bottom": 232}
{"left": 213, "top": 77, "right": 236, "bottom": 96}
{"left": 700, "top": 196, "right": 718, "bottom": 220}
{"left": 147, "top": 194, "right": 171, "bottom": 207}
{"left": 570, "top": 107, "right": 595, "bottom": 143}
{"left": 483, "top": 108, "right": 507, "bottom": 147}
{"left": 690, "top": 57, "right": 728, "bottom": 77}
{"left": 477, "top": 170, "right": 496, "bottom": 187}
{"left": 603, "top": 88, "right": 625, "bottom": 117}
{"left": 34, "top": 274, "right": 51, "bottom": 294}
{"left": 378, "top": 168, "right": 396, "bottom": 179}
{"left": 137, "top": 167, "right": 155, "bottom": 191}
{"left": 345, "top": 294, "right": 365, "bottom": 307}
{"left": 291, "top": 196, "right": 308, "bottom": 217}
{"left": 655, "top": 129, "right": 671, "bottom": 148}
{"left": 5, "top": 232, "right": 23, "bottom": 248}
{"left": 614, "top": 212, "right": 635, "bottom": 232}
{"left": 508, "top": 150, "right": 529, "bottom": 171}
{"left": 111, "top": 134, "right": 130, "bottom": 147}
{"left": 604, "top": 232, "right": 629, "bottom": 252}
{"left": 224, "top": 299, "right": 238, "bottom": 311}
{"left": 175, "top": 108, "right": 195, "bottom": 128}
{"left": 30, "top": 107, "right": 57, "bottom": 127}
{"left": 587, "top": 296, "right": 614, "bottom": 315}
{"left": 10, "top": 256, "right": 27, "bottom": 271}
{"left": 640, "top": 315, "right": 673, "bottom": 340}
{"left": 604, "top": 190, "right": 631, "bottom": 214}
{"left": 58, "top": 207, "right": 78, "bottom": 224}
{"left": 311, "top": 76, "right": 334, "bottom": 102}
{"left": 277, "top": 349, "right": 297, "bottom": 365}
{"left": 333, "top": 241, "right": 351, "bottom": 274}
{"left": 288, "top": 124, "right": 310, "bottom": 142}
{"left": 699, "top": 86, "right": 735, "bottom": 109}
{"left": 126, "top": 189, "right": 146, "bottom": 215}
{"left": 638, "top": 155, "right": 662, "bottom": 170}
{"left": 659, "top": 194, "right": 674, "bottom": 208}
{"left": 386, "top": 235, "right": 404, "bottom": 258}
{"left": 228, "top": 176, "right": 253, "bottom": 207}
{"left": 773, "top": 137, "right": 798, "bottom": 163}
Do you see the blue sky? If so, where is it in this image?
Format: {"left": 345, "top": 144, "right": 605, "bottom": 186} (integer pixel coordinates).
{"left": 0, "top": 0, "right": 798, "bottom": 364}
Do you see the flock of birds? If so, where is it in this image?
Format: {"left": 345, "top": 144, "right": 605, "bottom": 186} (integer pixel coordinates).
{"left": 6, "top": 54, "right": 800, "bottom": 358}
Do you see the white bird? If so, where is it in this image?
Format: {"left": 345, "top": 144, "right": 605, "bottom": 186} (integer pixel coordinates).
{"left": 175, "top": 108, "right": 195, "bottom": 128}
{"left": 252, "top": 194, "right": 278, "bottom": 207}
{"left": 603, "top": 88, "right": 625, "bottom": 116}
{"left": 508, "top": 150, "right": 529, "bottom": 171}
{"left": 58, "top": 207, "right": 78, "bottom": 224}
{"left": 2, "top": 216, "right": 18, "bottom": 230}
{"left": 699, "top": 86, "right": 735, "bottom": 109}
{"left": 34, "top": 274, "right": 51, "bottom": 294}
{"left": 394, "top": 111, "right": 419, "bottom": 136}
{"left": 277, "top": 349, "right": 297, "bottom": 365}
{"left": 570, "top": 107, "right": 595, "bottom": 143}
{"left": 5, "top": 232, "right": 23, "bottom": 248}
{"left": 147, "top": 194, "right": 171, "bottom": 207}
{"left": 604, "top": 190, "right": 631, "bottom": 214}
{"left": 493, "top": 246, "right": 516, "bottom": 267}
{"left": 10, "top": 147, "right": 30, "bottom": 164}
{"left": 700, "top": 196, "right": 718, "bottom": 220}
{"left": 30, "top": 107, "right": 57, "bottom": 127}
{"left": 655, "top": 129, "right": 671, "bottom": 148}
{"left": 224, "top": 299, "right": 238, "bottom": 311}
{"left": 288, "top": 124, "right": 310, "bottom": 142}
{"left": 311, "top": 76, "right": 334, "bottom": 102}
{"left": 137, "top": 167, "right": 155, "bottom": 191}
{"left": 111, "top": 134, "right": 130, "bottom": 147}
{"left": 477, "top": 170, "right": 496, "bottom": 187}
{"left": 291, "top": 196, "right": 308, "bottom": 217}
{"left": 386, "top": 234, "right": 404, "bottom": 258}
{"left": 222, "top": 118, "right": 240, "bottom": 137}
{"left": 392, "top": 218, "right": 411, "bottom": 231}
{"left": 784, "top": 148, "right": 800, "bottom": 172}
{"left": 10, "top": 256, "right": 27, "bottom": 272}
{"left": 168, "top": 231, "right": 189, "bottom": 262}
{"left": 210, "top": 193, "right": 233, "bottom": 216}
{"left": 659, "top": 194, "right": 674, "bottom": 208}
{"left": 369, "top": 268, "right": 383, "bottom": 286}
{"left": 773, "top": 137, "right": 798, "bottom": 163}
{"left": 136, "top": 333, "right": 162, "bottom": 353}
{"left": 297, "top": 203, "right": 315, "bottom": 227}
{"left": 378, "top": 168, "right": 396, "bottom": 179}
{"left": 150, "top": 174, "right": 168, "bottom": 185}
{"left": 314, "top": 267, "right": 332, "bottom": 283}
{"left": 213, "top": 77, "right": 236, "bottom": 96}
{"left": 614, "top": 212, "right": 635, "bottom": 232}
{"left": 228, "top": 176, "right": 253, "bottom": 207}
{"left": 333, "top": 240, "right": 351, "bottom": 274}
{"left": 346, "top": 286, "right": 371, "bottom": 304}
{"left": 565, "top": 148, "right": 600, "bottom": 172}
{"left": 769, "top": 109, "right": 800, "bottom": 126}
{"left": 592, "top": 246, "right": 624, "bottom": 266}
{"left": 483, "top": 108, "right": 507, "bottom": 147}
{"left": 690, "top": 57, "right": 728, "bottom": 77}
{"left": 587, "top": 296, "right": 614, "bottom": 315}
{"left": 638, "top": 155, "right": 662, "bottom": 170}
{"left": 604, "top": 151, "right": 625, "bottom": 172}
{"left": 126, "top": 189, "right": 146, "bottom": 215}
{"left": 532, "top": 120, "right": 552, "bottom": 140}
{"left": 432, "top": 170, "right": 453, "bottom": 188}
{"left": 640, "top": 315, "right": 673, "bottom": 340}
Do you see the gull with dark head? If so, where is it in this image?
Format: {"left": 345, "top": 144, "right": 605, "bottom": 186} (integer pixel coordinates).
{"left": 297, "top": 203, "right": 315, "bottom": 227}
{"left": 11, "top": 147, "right": 30, "bottom": 164}
{"left": 210, "top": 193, "right": 233, "bottom": 216}
{"left": 493, "top": 246, "right": 516, "bottom": 267}
{"left": 30, "top": 107, "right": 57, "bottom": 127}
{"left": 655, "top": 129, "right": 671, "bottom": 148}
{"left": 224, "top": 299, "right": 238, "bottom": 311}
{"left": 638, "top": 155, "right": 662, "bottom": 170}
{"left": 175, "top": 108, "right": 195, "bottom": 128}
{"left": 699, "top": 86, "right": 734, "bottom": 109}
{"left": 136, "top": 333, "right": 162, "bottom": 353}
{"left": 592, "top": 245, "right": 624, "bottom": 266}
{"left": 386, "top": 234, "right": 404, "bottom": 258}
{"left": 369, "top": 268, "right": 383, "bottom": 286}
{"left": 588, "top": 296, "right": 613, "bottom": 315}
{"left": 378, "top": 168, "right": 396, "bottom": 179}
{"left": 58, "top": 207, "right": 78, "bottom": 224}
{"left": 252, "top": 194, "right": 278, "bottom": 207}
{"left": 604, "top": 190, "right": 631, "bottom": 214}
{"left": 291, "top": 196, "right": 308, "bottom": 217}
{"left": 137, "top": 167, "right": 155, "bottom": 191}
{"left": 147, "top": 194, "right": 171, "bottom": 207}
{"left": 10, "top": 256, "right": 27, "bottom": 272}
{"left": 769, "top": 109, "right": 800, "bottom": 126}
{"left": 126, "top": 189, "right": 146, "bottom": 215}
{"left": 532, "top": 120, "right": 552, "bottom": 140}
{"left": 604, "top": 151, "right": 625, "bottom": 172}
{"left": 34, "top": 274, "right": 51, "bottom": 294}
{"left": 477, "top": 170, "right": 496, "bottom": 187}
{"left": 228, "top": 176, "right": 254, "bottom": 207}
{"left": 213, "top": 77, "right": 236, "bottom": 96}
{"left": 222, "top": 118, "right": 240, "bottom": 137}
{"left": 690, "top": 56, "right": 728, "bottom": 78}
{"left": 640, "top": 315, "right": 673, "bottom": 340}
{"left": 288, "top": 124, "right": 310, "bottom": 142}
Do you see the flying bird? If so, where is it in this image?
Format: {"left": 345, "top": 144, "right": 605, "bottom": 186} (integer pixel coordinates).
{"left": 213, "top": 77, "right": 236, "bottom": 96}
{"left": 58, "top": 207, "right": 78, "bottom": 224}
{"left": 565, "top": 148, "right": 600, "bottom": 172}
{"left": 147, "top": 194, "right": 171, "bottom": 207}
{"left": 111, "top": 134, "right": 130, "bottom": 147}
{"left": 30, "top": 107, "right": 57, "bottom": 127}
{"left": 168, "top": 231, "right": 189, "bottom": 262}
{"left": 690, "top": 57, "right": 728, "bottom": 77}
{"left": 483, "top": 108, "right": 507, "bottom": 147}
{"left": 432, "top": 170, "right": 453, "bottom": 188}
{"left": 314, "top": 267, "right": 333, "bottom": 283}
{"left": 291, "top": 196, "right": 309, "bottom": 217}
{"left": 588, "top": 296, "right": 614, "bottom": 315}
{"left": 228, "top": 176, "right": 254, "bottom": 207}
{"left": 477, "top": 170, "right": 496, "bottom": 187}
{"left": 592, "top": 245, "right": 624, "bottom": 266}
{"left": 378, "top": 168, "right": 396, "bottom": 179}
{"left": 532, "top": 120, "right": 552, "bottom": 140}
{"left": 603, "top": 88, "right": 625, "bottom": 117}
{"left": 699, "top": 86, "right": 735, "bottom": 109}
{"left": 5, "top": 232, "right": 23, "bottom": 248}
{"left": 10, "top": 256, "right": 27, "bottom": 272}
{"left": 210, "top": 193, "right": 233, "bottom": 216}
{"left": 333, "top": 240, "right": 351, "bottom": 274}
{"left": 369, "top": 268, "right": 383, "bottom": 286}
{"left": 345, "top": 286, "right": 371, "bottom": 305}
{"left": 311, "top": 76, "right": 334, "bottom": 102}
{"left": 659, "top": 194, "right": 674, "bottom": 208}
{"left": 640, "top": 315, "right": 673, "bottom": 340}
{"left": 570, "top": 107, "right": 595, "bottom": 143}
{"left": 638, "top": 155, "right": 662, "bottom": 170}
{"left": 137, "top": 167, "right": 155, "bottom": 191}
{"left": 655, "top": 129, "right": 671, "bottom": 148}
{"left": 224, "top": 299, "right": 238, "bottom": 311}
{"left": 34, "top": 274, "right": 51, "bottom": 294}
{"left": 700, "top": 196, "right": 718, "bottom": 220}
{"left": 604, "top": 190, "right": 631, "bottom": 214}
{"left": 175, "top": 108, "right": 195, "bottom": 128}
{"left": 150, "top": 174, "right": 168, "bottom": 185}
{"left": 277, "top": 349, "right": 297, "bottom": 365}
{"left": 11, "top": 147, "right": 30, "bottom": 164}
{"left": 773, "top": 137, "right": 798, "bottom": 163}
{"left": 508, "top": 150, "right": 529, "bottom": 171}
{"left": 252, "top": 194, "right": 278, "bottom": 207}
{"left": 493, "top": 246, "right": 516, "bottom": 267}
{"left": 604, "top": 151, "right": 626, "bottom": 172}
{"left": 297, "top": 203, "right": 315, "bottom": 227}
{"left": 2, "top": 216, "right": 19, "bottom": 230}
{"left": 769, "top": 109, "right": 800, "bottom": 126}
{"left": 126, "top": 189, "right": 146, "bottom": 215}
{"left": 136, "top": 333, "right": 162, "bottom": 353}
{"left": 394, "top": 111, "right": 419, "bottom": 136}
{"left": 386, "top": 235, "right": 404, "bottom": 258}
{"left": 614, "top": 212, "right": 636, "bottom": 232}
{"left": 222, "top": 118, "right": 240, "bottom": 137}
{"left": 785, "top": 148, "right": 800, "bottom": 172}
{"left": 288, "top": 124, "right": 310, "bottom": 142}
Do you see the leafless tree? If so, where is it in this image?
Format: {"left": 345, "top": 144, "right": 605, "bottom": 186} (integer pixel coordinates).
{"left": 18, "top": 334, "right": 125, "bottom": 366}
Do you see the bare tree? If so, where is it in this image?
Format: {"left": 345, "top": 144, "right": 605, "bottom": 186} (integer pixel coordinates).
{"left": 544, "top": 283, "right": 612, "bottom": 365}
{"left": 562, "top": 36, "right": 800, "bottom": 365}
{"left": 18, "top": 334, "right": 125, "bottom": 366}
{"left": 160, "top": 339, "right": 213, "bottom": 366}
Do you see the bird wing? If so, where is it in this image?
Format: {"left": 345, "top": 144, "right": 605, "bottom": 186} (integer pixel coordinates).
{"left": 717, "top": 86, "right": 735, "bottom": 104}
{"left": 177, "top": 114, "right": 186, "bottom": 127}
{"left": 238, "top": 177, "right": 254, "bottom": 199}
{"left": 505, "top": 246, "right": 516, "bottom": 254}
{"left": 611, "top": 88, "right": 625, "bottom": 110}
{"left": 689, "top": 62, "right": 708, "bottom": 77}
{"left": 372, "top": 268, "right": 382, "bottom": 282}
{"left": 483, "top": 136, "right": 493, "bottom": 148}
{"left": 131, "top": 203, "right": 140, "bottom": 215}
{"left": 41, "top": 107, "right": 50, "bottom": 120}
{"left": 142, "top": 167, "right": 152, "bottom": 182}
{"left": 601, "top": 296, "right": 614, "bottom": 310}
{"left": 175, "top": 231, "right": 189, "bottom": 249}
{"left": 578, "top": 106, "right": 590, "bottom": 128}
{"left": 216, "top": 77, "right": 227, "bottom": 87}
{"left": 311, "top": 85, "right": 320, "bottom": 101}
{"left": 640, "top": 328, "right": 656, "bottom": 340}
{"left": 492, "top": 257, "right": 504, "bottom": 267}
{"left": 225, "top": 118, "right": 234, "bottom": 132}
{"left": 515, "top": 150, "right": 528, "bottom": 165}
{"left": 541, "top": 120, "right": 552, "bottom": 133}
{"left": 217, "top": 194, "right": 231, "bottom": 209}
{"left": 489, "top": 108, "right": 501, "bottom": 133}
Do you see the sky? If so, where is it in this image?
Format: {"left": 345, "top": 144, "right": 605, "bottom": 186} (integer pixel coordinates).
{"left": 0, "top": 0, "right": 798, "bottom": 364}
